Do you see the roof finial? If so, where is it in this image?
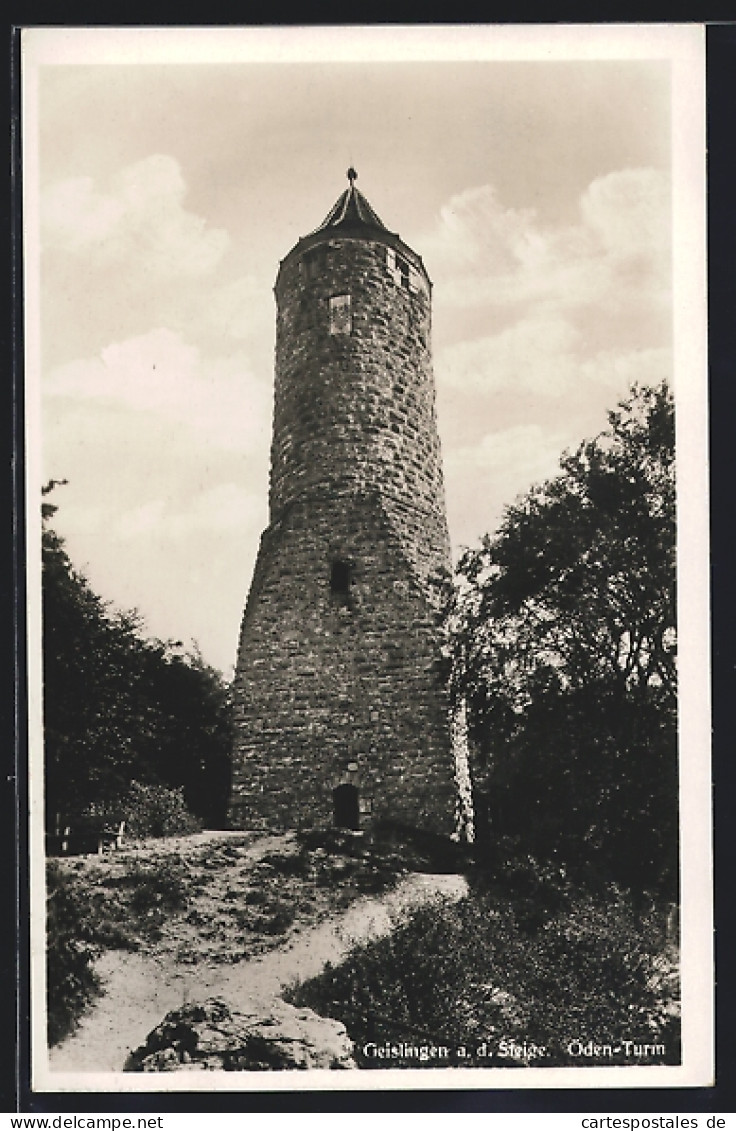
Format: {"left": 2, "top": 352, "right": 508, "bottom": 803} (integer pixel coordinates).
{"left": 347, "top": 166, "right": 357, "bottom": 187}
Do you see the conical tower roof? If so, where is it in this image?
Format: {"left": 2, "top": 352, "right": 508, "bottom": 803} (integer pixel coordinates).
{"left": 310, "top": 168, "right": 387, "bottom": 234}
{"left": 277, "top": 168, "right": 431, "bottom": 291}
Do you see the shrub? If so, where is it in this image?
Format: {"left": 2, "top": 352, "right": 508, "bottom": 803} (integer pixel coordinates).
{"left": 93, "top": 781, "right": 202, "bottom": 839}
{"left": 122, "top": 857, "right": 192, "bottom": 934}
{"left": 289, "top": 885, "right": 680, "bottom": 1068}
{"left": 261, "top": 903, "right": 295, "bottom": 936}
{"left": 46, "top": 862, "right": 100, "bottom": 1045}
{"left": 244, "top": 888, "right": 270, "bottom": 906}
{"left": 75, "top": 856, "right": 194, "bottom": 944}
{"left": 353, "top": 863, "right": 399, "bottom": 895}
{"left": 45, "top": 849, "right": 201, "bottom": 1046}
{"left": 259, "top": 849, "right": 312, "bottom": 878}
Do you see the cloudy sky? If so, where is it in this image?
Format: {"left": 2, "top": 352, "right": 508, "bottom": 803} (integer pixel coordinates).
{"left": 24, "top": 26, "right": 704, "bottom": 676}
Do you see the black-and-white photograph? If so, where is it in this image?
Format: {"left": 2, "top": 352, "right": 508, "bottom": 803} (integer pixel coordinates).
{"left": 22, "top": 24, "right": 711, "bottom": 1093}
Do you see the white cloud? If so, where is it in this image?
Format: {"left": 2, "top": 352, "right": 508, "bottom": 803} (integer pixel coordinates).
{"left": 115, "top": 497, "right": 166, "bottom": 539}
{"left": 431, "top": 170, "right": 672, "bottom": 556}
{"left": 580, "top": 168, "right": 670, "bottom": 256}
{"left": 42, "top": 403, "right": 269, "bottom": 673}
{"left": 40, "top": 156, "right": 272, "bottom": 372}
{"left": 41, "top": 322, "right": 273, "bottom": 673}
{"left": 448, "top": 422, "right": 569, "bottom": 492}
{"left": 115, "top": 482, "right": 258, "bottom": 541}
{"left": 437, "top": 320, "right": 672, "bottom": 404}
{"left": 425, "top": 184, "right": 539, "bottom": 277}
{"left": 176, "top": 482, "right": 258, "bottom": 533}
{"left": 42, "top": 154, "right": 229, "bottom": 277}
{"left": 422, "top": 168, "right": 671, "bottom": 318}
{"left": 437, "top": 336, "right": 672, "bottom": 552}
{"left": 437, "top": 316, "right": 582, "bottom": 398}
{"left": 580, "top": 345, "right": 672, "bottom": 392}
{"left": 204, "top": 275, "right": 272, "bottom": 342}
{"left": 45, "top": 327, "right": 271, "bottom": 453}
{"left": 445, "top": 423, "right": 572, "bottom": 552}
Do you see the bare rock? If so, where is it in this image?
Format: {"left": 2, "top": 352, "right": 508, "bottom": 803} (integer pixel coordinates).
{"left": 125, "top": 996, "right": 356, "bottom": 1071}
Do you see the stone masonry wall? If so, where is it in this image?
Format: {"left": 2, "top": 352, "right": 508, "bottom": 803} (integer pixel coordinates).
{"left": 270, "top": 235, "right": 451, "bottom": 593}
{"left": 230, "top": 225, "right": 456, "bottom": 835}
{"left": 230, "top": 490, "right": 455, "bottom": 834}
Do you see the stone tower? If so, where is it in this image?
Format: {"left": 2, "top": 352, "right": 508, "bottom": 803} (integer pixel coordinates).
{"left": 229, "top": 171, "right": 456, "bottom": 836}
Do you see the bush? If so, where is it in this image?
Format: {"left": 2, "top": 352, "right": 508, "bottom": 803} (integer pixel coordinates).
{"left": 127, "top": 858, "right": 191, "bottom": 914}
{"left": 45, "top": 850, "right": 201, "bottom": 1045}
{"left": 84, "top": 781, "right": 202, "bottom": 839}
{"left": 289, "top": 885, "right": 680, "bottom": 1068}
{"left": 109, "top": 856, "right": 193, "bottom": 939}
{"left": 46, "top": 862, "right": 100, "bottom": 1045}
{"left": 260, "top": 904, "right": 295, "bottom": 936}
{"left": 259, "top": 849, "right": 312, "bottom": 878}
{"left": 244, "top": 888, "right": 270, "bottom": 906}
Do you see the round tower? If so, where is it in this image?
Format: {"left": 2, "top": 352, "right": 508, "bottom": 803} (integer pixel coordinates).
{"left": 270, "top": 171, "right": 451, "bottom": 589}
{"left": 229, "top": 172, "right": 456, "bottom": 836}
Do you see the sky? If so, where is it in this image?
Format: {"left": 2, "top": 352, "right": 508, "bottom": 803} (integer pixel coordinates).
{"left": 24, "top": 26, "right": 705, "bottom": 676}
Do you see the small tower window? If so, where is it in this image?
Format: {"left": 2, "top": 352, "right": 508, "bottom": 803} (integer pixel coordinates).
{"left": 330, "top": 558, "right": 353, "bottom": 597}
{"left": 329, "top": 294, "right": 352, "bottom": 335}
{"left": 387, "top": 247, "right": 409, "bottom": 288}
{"left": 303, "top": 247, "right": 327, "bottom": 279}
{"left": 387, "top": 247, "right": 425, "bottom": 295}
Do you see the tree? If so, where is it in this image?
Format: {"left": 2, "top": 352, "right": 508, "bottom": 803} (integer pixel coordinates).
{"left": 444, "top": 382, "right": 677, "bottom": 894}
{"left": 41, "top": 486, "right": 232, "bottom": 831}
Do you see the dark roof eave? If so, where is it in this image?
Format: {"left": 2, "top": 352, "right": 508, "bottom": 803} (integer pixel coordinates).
{"left": 276, "top": 226, "right": 433, "bottom": 290}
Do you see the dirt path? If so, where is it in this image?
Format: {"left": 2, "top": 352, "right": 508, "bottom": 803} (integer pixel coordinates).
{"left": 47, "top": 833, "right": 467, "bottom": 1074}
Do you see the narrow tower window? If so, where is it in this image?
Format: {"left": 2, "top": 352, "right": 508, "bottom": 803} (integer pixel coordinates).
{"left": 387, "top": 247, "right": 410, "bottom": 289}
{"left": 329, "top": 294, "right": 352, "bottom": 335}
{"left": 387, "top": 247, "right": 425, "bottom": 295}
{"left": 330, "top": 558, "right": 353, "bottom": 597}
{"left": 303, "top": 247, "right": 327, "bottom": 279}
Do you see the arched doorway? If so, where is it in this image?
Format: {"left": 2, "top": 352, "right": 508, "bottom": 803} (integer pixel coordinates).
{"left": 333, "top": 783, "right": 360, "bottom": 831}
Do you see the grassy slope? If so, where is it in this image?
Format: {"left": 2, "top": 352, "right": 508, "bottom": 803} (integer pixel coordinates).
{"left": 46, "top": 829, "right": 408, "bottom": 1045}
{"left": 287, "top": 876, "right": 681, "bottom": 1069}
{"left": 48, "top": 830, "right": 681, "bottom": 1070}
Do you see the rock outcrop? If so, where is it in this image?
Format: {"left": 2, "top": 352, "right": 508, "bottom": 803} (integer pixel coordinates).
{"left": 125, "top": 996, "right": 356, "bottom": 1071}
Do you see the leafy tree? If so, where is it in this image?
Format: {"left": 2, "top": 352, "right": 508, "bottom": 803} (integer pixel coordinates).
{"left": 443, "top": 382, "right": 677, "bottom": 894}
{"left": 42, "top": 486, "right": 232, "bottom": 832}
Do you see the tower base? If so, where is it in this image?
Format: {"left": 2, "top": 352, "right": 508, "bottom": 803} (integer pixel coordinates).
{"left": 229, "top": 490, "right": 455, "bottom": 837}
